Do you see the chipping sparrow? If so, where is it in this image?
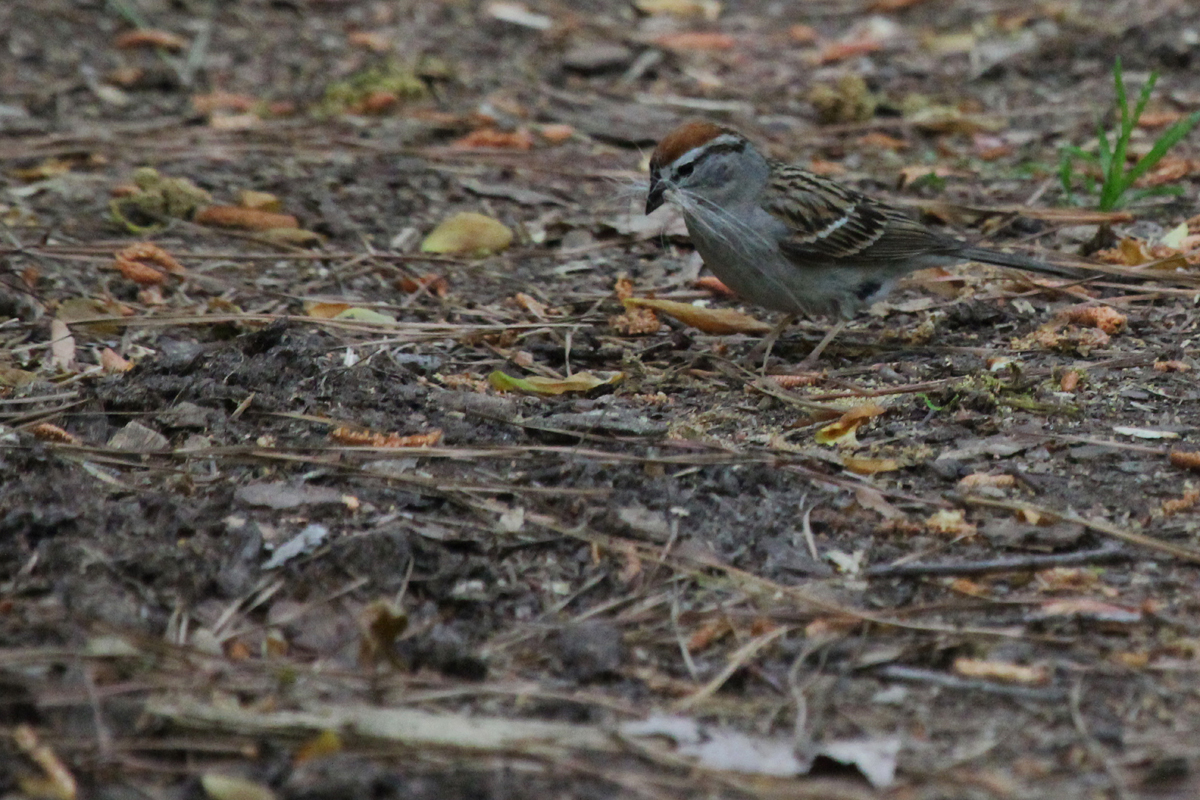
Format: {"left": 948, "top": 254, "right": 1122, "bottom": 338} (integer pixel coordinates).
{"left": 646, "top": 121, "right": 1077, "bottom": 364}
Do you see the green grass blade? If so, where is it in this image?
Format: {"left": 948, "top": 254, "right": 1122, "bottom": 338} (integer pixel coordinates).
{"left": 1125, "top": 111, "right": 1200, "bottom": 186}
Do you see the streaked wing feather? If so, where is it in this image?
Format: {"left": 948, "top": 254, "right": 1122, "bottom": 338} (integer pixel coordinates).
{"left": 763, "top": 164, "right": 953, "bottom": 264}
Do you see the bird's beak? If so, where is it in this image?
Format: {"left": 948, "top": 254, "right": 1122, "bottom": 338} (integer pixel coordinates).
{"left": 645, "top": 175, "right": 665, "bottom": 214}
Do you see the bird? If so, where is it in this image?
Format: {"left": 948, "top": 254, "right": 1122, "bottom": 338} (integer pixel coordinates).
{"left": 645, "top": 120, "right": 1079, "bottom": 366}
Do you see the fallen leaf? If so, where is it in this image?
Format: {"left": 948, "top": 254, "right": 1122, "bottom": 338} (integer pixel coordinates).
{"left": 329, "top": 426, "right": 443, "bottom": 448}
{"left": 99, "top": 348, "right": 133, "bottom": 373}
{"left": 293, "top": 729, "right": 343, "bottom": 765}
{"left": 49, "top": 318, "right": 75, "bottom": 371}
{"left": 857, "top": 131, "right": 908, "bottom": 151}
{"left": 957, "top": 473, "right": 1015, "bottom": 490}
{"left": 200, "top": 773, "right": 276, "bottom": 800}
{"left": 537, "top": 123, "right": 575, "bottom": 143}
{"left": 925, "top": 508, "right": 976, "bottom": 536}
{"left": 488, "top": 370, "right": 623, "bottom": 395}
{"left": 815, "top": 403, "right": 886, "bottom": 447}
{"left": 815, "top": 39, "right": 884, "bottom": 64}
{"left": 304, "top": 301, "right": 352, "bottom": 319}
{"left": 1060, "top": 305, "right": 1126, "bottom": 334}
{"left": 347, "top": 31, "right": 392, "bottom": 52}
{"left": 237, "top": 190, "right": 282, "bottom": 212}
{"left": 953, "top": 657, "right": 1049, "bottom": 685}
{"left": 0, "top": 367, "right": 39, "bottom": 387}
{"left": 194, "top": 205, "right": 299, "bottom": 231}
{"left": 113, "top": 257, "right": 165, "bottom": 285}
{"left": 333, "top": 307, "right": 398, "bottom": 324}
{"left": 622, "top": 297, "right": 771, "bottom": 335}
{"left": 191, "top": 91, "right": 257, "bottom": 115}
{"left": 1161, "top": 488, "right": 1200, "bottom": 517}
{"left": 31, "top": 423, "right": 80, "bottom": 445}
{"left": 114, "top": 29, "right": 188, "bottom": 51}
{"left": 1155, "top": 359, "right": 1192, "bottom": 372}
{"left": 843, "top": 456, "right": 901, "bottom": 475}
{"left": 421, "top": 212, "right": 513, "bottom": 255}
{"left": 450, "top": 128, "right": 535, "bottom": 150}
{"left": 694, "top": 275, "right": 735, "bottom": 295}
{"left": 398, "top": 273, "right": 449, "bottom": 297}
{"left": 1113, "top": 426, "right": 1179, "bottom": 440}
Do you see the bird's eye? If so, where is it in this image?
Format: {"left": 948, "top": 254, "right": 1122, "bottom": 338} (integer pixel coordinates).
{"left": 676, "top": 162, "right": 694, "bottom": 178}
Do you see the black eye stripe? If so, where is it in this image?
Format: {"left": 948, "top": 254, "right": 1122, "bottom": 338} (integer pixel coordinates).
{"left": 676, "top": 162, "right": 694, "bottom": 177}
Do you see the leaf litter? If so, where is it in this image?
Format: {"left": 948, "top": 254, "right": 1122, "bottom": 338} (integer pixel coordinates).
{"left": 4, "top": 1, "right": 1200, "bottom": 799}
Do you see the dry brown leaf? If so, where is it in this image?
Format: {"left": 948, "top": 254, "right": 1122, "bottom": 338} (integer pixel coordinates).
{"left": 14, "top": 724, "right": 77, "bottom": 800}
{"left": 513, "top": 292, "right": 553, "bottom": 319}
{"left": 815, "top": 403, "right": 886, "bottom": 447}
{"left": 347, "top": 31, "right": 392, "bottom": 52}
{"left": 329, "top": 426, "right": 443, "bottom": 448}
{"left": 687, "top": 618, "right": 733, "bottom": 653}
{"left": 294, "top": 729, "right": 344, "bottom": 765}
{"left": 99, "top": 348, "right": 134, "bottom": 373}
{"left": 925, "top": 508, "right": 976, "bottom": 536}
{"left": 957, "top": 473, "right": 1015, "bottom": 490}
{"left": 399, "top": 273, "right": 450, "bottom": 297}
{"left": 537, "top": 123, "right": 574, "bottom": 143}
{"left": 191, "top": 91, "right": 257, "bottom": 115}
{"left": 695, "top": 275, "right": 735, "bottom": 295}
{"left": 953, "top": 657, "right": 1049, "bottom": 685}
{"left": 843, "top": 456, "right": 901, "bottom": 475}
{"left": 788, "top": 24, "right": 818, "bottom": 43}
{"left": 114, "top": 29, "right": 187, "bottom": 50}
{"left": 815, "top": 39, "right": 884, "bottom": 64}
{"left": 194, "top": 205, "right": 299, "bottom": 231}
{"left": 610, "top": 305, "right": 662, "bottom": 335}
{"left": 237, "top": 190, "right": 283, "bottom": 212}
{"left": 1162, "top": 487, "right": 1200, "bottom": 516}
{"left": 1139, "top": 157, "right": 1200, "bottom": 186}
{"left": 450, "top": 128, "right": 534, "bottom": 150}
{"left": 622, "top": 297, "right": 771, "bottom": 335}
{"left": 857, "top": 132, "right": 908, "bottom": 151}
{"left": 770, "top": 372, "right": 824, "bottom": 388}
{"left": 1060, "top": 305, "right": 1126, "bottom": 334}
{"left": 421, "top": 212, "right": 513, "bottom": 255}
{"left": 31, "top": 423, "right": 80, "bottom": 445}
{"left": 1034, "top": 567, "right": 1102, "bottom": 593}
{"left": 49, "top": 318, "right": 75, "bottom": 371}
{"left": 304, "top": 302, "right": 352, "bottom": 319}
{"left": 1154, "top": 360, "right": 1191, "bottom": 373}
{"left": 116, "top": 242, "right": 185, "bottom": 274}
{"left": 1060, "top": 370, "right": 1080, "bottom": 391}
{"left": 1137, "top": 110, "right": 1186, "bottom": 128}
{"left": 114, "top": 257, "right": 165, "bottom": 285}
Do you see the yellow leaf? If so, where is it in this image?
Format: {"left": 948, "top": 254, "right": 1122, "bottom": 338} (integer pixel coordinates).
{"left": 332, "top": 307, "right": 397, "bottom": 324}
{"left": 200, "top": 774, "right": 275, "bottom": 800}
{"left": 842, "top": 456, "right": 900, "bottom": 475}
{"left": 488, "top": 370, "right": 622, "bottom": 395}
{"left": 304, "top": 301, "right": 352, "bottom": 319}
{"left": 421, "top": 212, "right": 512, "bottom": 255}
{"left": 815, "top": 403, "right": 886, "bottom": 446}
{"left": 622, "top": 297, "right": 771, "bottom": 335}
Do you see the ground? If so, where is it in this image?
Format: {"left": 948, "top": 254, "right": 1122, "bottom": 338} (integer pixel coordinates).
{"left": 3, "top": 1, "right": 1200, "bottom": 798}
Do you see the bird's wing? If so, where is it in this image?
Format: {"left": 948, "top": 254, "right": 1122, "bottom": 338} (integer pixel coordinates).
{"left": 763, "top": 164, "right": 953, "bottom": 264}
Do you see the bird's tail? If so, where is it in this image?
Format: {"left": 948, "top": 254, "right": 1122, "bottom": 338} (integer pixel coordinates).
{"left": 957, "top": 246, "right": 1085, "bottom": 280}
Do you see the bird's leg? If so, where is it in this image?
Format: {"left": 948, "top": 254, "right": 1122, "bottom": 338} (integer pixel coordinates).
{"left": 796, "top": 319, "right": 847, "bottom": 369}
{"left": 746, "top": 313, "right": 796, "bottom": 373}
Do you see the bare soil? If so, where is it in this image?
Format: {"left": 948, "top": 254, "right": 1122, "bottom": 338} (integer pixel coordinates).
{"left": 3, "top": 1, "right": 1200, "bottom": 798}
